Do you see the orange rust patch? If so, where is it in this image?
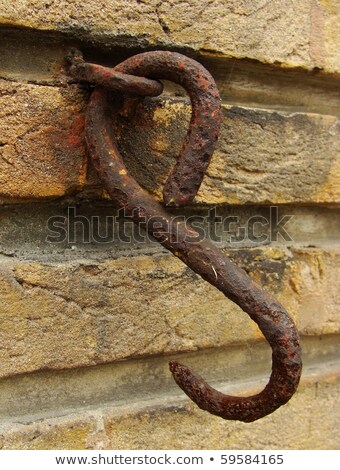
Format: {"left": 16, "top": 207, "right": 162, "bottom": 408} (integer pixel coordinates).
{"left": 67, "top": 113, "right": 85, "bottom": 149}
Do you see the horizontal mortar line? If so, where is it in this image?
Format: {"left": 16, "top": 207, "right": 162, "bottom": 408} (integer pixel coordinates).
{"left": 168, "top": 96, "right": 340, "bottom": 117}
{"left": 94, "top": 357, "right": 340, "bottom": 420}
{"left": 2, "top": 201, "right": 340, "bottom": 209}
{"left": 1, "top": 243, "right": 340, "bottom": 265}
{"left": 0, "top": 334, "right": 339, "bottom": 425}
{"left": 1, "top": 22, "right": 340, "bottom": 81}
{"left": 220, "top": 101, "right": 340, "bottom": 117}
{"left": 0, "top": 205, "right": 340, "bottom": 261}
{"left": 1, "top": 73, "right": 338, "bottom": 118}
{"left": 0, "top": 75, "right": 63, "bottom": 88}
{"left": 1, "top": 23, "right": 340, "bottom": 115}
{"left": 3, "top": 355, "right": 340, "bottom": 428}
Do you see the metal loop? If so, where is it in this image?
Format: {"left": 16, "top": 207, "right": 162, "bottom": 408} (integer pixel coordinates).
{"left": 113, "top": 51, "right": 222, "bottom": 207}
{"left": 71, "top": 50, "right": 302, "bottom": 422}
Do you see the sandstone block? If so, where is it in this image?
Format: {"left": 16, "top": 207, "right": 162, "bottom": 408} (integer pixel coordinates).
{"left": 0, "top": 1, "right": 339, "bottom": 73}
{"left": 0, "top": 247, "right": 338, "bottom": 378}
{"left": 114, "top": 100, "right": 340, "bottom": 205}
{"left": 0, "top": 366, "right": 339, "bottom": 449}
{"left": 0, "top": 80, "right": 86, "bottom": 201}
{"left": 1, "top": 81, "right": 339, "bottom": 204}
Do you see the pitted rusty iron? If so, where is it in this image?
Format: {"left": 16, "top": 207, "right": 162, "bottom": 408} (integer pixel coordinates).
{"left": 68, "top": 50, "right": 302, "bottom": 422}
{"left": 67, "top": 49, "right": 163, "bottom": 97}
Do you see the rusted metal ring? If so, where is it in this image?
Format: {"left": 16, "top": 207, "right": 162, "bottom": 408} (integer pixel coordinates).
{"left": 75, "top": 50, "right": 302, "bottom": 422}
{"left": 113, "top": 51, "right": 222, "bottom": 207}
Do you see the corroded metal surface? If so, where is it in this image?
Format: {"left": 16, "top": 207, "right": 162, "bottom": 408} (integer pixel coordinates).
{"left": 67, "top": 49, "right": 163, "bottom": 97}
{"left": 69, "top": 50, "right": 302, "bottom": 422}
{"left": 113, "top": 51, "right": 222, "bottom": 207}
{"left": 68, "top": 49, "right": 222, "bottom": 207}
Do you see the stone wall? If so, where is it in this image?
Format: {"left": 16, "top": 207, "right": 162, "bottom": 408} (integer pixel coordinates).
{"left": 0, "top": 0, "right": 339, "bottom": 449}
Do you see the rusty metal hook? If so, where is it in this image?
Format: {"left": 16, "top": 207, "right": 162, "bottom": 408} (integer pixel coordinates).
{"left": 68, "top": 50, "right": 302, "bottom": 422}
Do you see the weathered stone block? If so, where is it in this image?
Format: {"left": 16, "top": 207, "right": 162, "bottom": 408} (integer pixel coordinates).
{"left": 0, "top": 80, "right": 86, "bottom": 201}
{"left": 102, "top": 371, "right": 340, "bottom": 450}
{"left": 1, "top": 81, "right": 339, "bottom": 204}
{"left": 0, "top": 247, "right": 338, "bottom": 378}
{"left": 114, "top": 100, "right": 340, "bottom": 205}
{"left": 0, "top": 366, "right": 339, "bottom": 449}
{"left": 0, "top": 1, "right": 339, "bottom": 73}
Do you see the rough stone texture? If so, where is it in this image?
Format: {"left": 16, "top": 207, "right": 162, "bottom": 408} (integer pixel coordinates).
{"left": 1, "top": 82, "right": 339, "bottom": 204}
{"left": 289, "top": 248, "right": 340, "bottom": 336}
{"left": 112, "top": 99, "right": 340, "bottom": 205}
{"left": 0, "top": 80, "right": 87, "bottom": 202}
{"left": 0, "top": 247, "right": 338, "bottom": 379}
{"left": 0, "top": 31, "right": 67, "bottom": 84}
{"left": 1, "top": 203, "right": 339, "bottom": 260}
{"left": 1, "top": 29, "right": 340, "bottom": 116}
{"left": 0, "top": 417, "right": 96, "bottom": 450}
{"left": 0, "top": 334, "right": 338, "bottom": 423}
{"left": 0, "top": 1, "right": 339, "bottom": 73}
{"left": 0, "top": 340, "right": 274, "bottom": 421}
{"left": 321, "top": 0, "right": 340, "bottom": 74}
{"left": 0, "top": 366, "right": 339, "bottom": 449}
{"left": 102, "top": 372, "right": 340, "bottom": 450}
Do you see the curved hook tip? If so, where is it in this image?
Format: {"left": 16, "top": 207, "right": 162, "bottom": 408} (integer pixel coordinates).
{"left": 169, "top": 358, "right": 301, "bottom": 423}
{"left": 169, "top": 360, "right": 209, "bottom": 401}
{"left": 169, "top": 360, "right": 188, "bottom": 380}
